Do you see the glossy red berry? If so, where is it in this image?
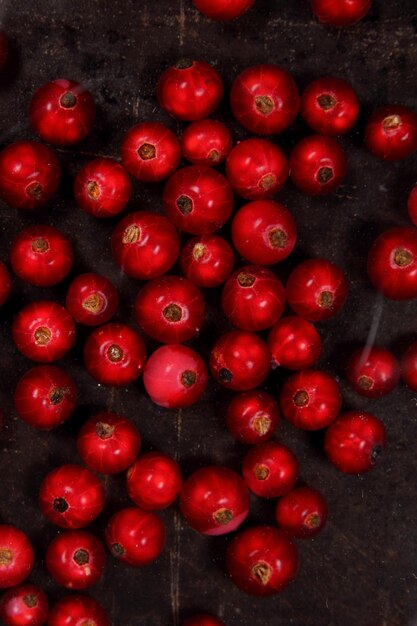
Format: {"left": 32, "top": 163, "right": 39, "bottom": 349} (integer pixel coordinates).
{"left": 221, "top": 266, "right": 286, "bottom": 331}
{"left": 180, "top": 467, "right": 249, "bottom": 535}
{"left": 324, "top": 411, "right": 386, "bottom": 473}
{"left": 83, "top": 323, "right": 146, "bottom": 386}
{"left": 275, "top": 486, "right": 328, "bottom": 539}
{"left": 12, "top": 301, "right": 75, "bottom": 363}
{"left": 310, "top": 0, "right": 371, "bottom": 26}
{"left": 134, "top": 275, "right": 205, "bottom": 343}
{"left": 408, "top": 185, "right": 417, "bottom": 227}
{"left": 365, "top": 105, "right": 417, "bottom": 160}
{"left": 45, "top": 530, "right": 105, "bottom": 589}
{"left": 74, "top": 158, "right": 132, "bottom": 218}
{"left": 66, "top": 273, "right": 119, "bottom": 326}
{"left": 111, "top": 211, "right": 180, "bottom": 280}
{"left": 286, "top": 258, "right": 348, "bottom": 321}
{"left": 346, "top": 346, "right": 400, "bottom": 398}
{"left": 105, "top": 507, "right": 165, "bottom": 567}
{"left": 242, "top": 442, "right": 298, "bottom": 498}
{"left": 0, "top": 32, "right": 8, "bottom": 69}
{"left": 10, "top": 225, "right": 73, "bottom": 287}
{"left": 180, "top": 235, "right": 234, "bottom": 288}
{"left": 226, "top": 525, "right": 298, "bottom": 596}
{"left": 367, "top": 227, "right": 417, "bottom": 299}
{"left": 183, "top": 615, "right": 225, "bottom": 626}
{"left": 157, "top": 60, "right": 223, "bottom": 122}
{"left": 289, "top": 135, "right": 347, "bottom": 195}
{"left": 143, "top": 344, "right": 207, "bottom": 409}
{"left": 127, "top": 452, "right": 182, "bottom": 510}
{"left": 121, "top": 122, "right": 181, "bottom": 182}
{"left": 192, "top": 0, "right": 254, "bottom": 20}
{"left": 226, "top": 138, "right": 288, "bottom": 200}
{"left": 29, "top": 79, "right": 95, "bottom": 146}
{"left": 163, "top": 166, "right": 233, "bottom": 235}
{"left": 0, "top": 141, "right": 60, "bottom": 210}
{"left": 47, "top": 596, "right": 109, "bottom": 626}
{"left": 301, "top": 76, "right": 359, "bottom": 135}
{"left": 181, "top": 119, "right": 233, "bottom": 166}
{"left": 0, "top": 526, "right": 34, "bottom": 589}
{"left": 401, "top": 341, "right": 417, "bottom": 391}
{"left": 77, "top": 412, "right": 141, "bottom": 475}
{"left": 231, "top": 200, "right": 296, "bottom": 266}
{"left": 225, "top": 390, "right": 280, "bottom": 444}
{"left": 268, "top": 316, "right": 322, "bottom": 370}
{"left": 0, "top": 261, "right": 11, "bottom": 307}
{"left": 39, "top": 464, "right": 105, "bottom": 529}
{"left": 210, "top": 330, "right": 270, "bottom": 391}
{"left": 230, "top": 64, "right": 299, "bottom": 135}
{"left": 0, "top": 584, "right": 49, "bottom": 626}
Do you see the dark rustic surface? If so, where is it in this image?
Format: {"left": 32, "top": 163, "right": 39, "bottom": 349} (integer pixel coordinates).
{"left": 0, "top": 1, "right": 417, "bottom": 625}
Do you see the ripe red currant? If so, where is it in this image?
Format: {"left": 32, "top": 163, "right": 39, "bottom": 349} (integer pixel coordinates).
{"left": 181, "top": 119, "right": 233, "bottom": 166}
{"left": 127, "top": 452, "right": 182, "bottom": 510}
{"left": 179, "top": 235, "right": 234, "bottom": 288}
{"left": 45, "top": 530, "right": 106, "bottom": 589}
{"left": 0, "top": 583, "right": 49, "bottom": 626}
{"left": 0, "top": 526, "right": 34, "bottom": 589}
{"left": 401, "top": 341, "right": 417, "bottom": 391}
{"left": 346, "top": 346, "right": 400, "bottom": 398}
{"left": 242, "top": 441, "right": 298, "bottom": 498}
{"left": 47, "top": 595, "right": 109, "bottom": 626}
{"left": 74, "top": 158, "right": 132, "bottom": 218}
{"left": 301, "top": 76, "right": 360, "bottom": 135}
{"left": 225, "top": 390, "right": 280, "bottom": 444}
{"left": 268, "top": 316, "right": 322, "bottom": 370}
{"left": 367, "top": 227, "right": 417, "bottom": 299}
{"left": 66, "top": 273, "right": 119, "bottom": 326}
{"left": 365, "top": 105, "right": 417, "bottom": 161}
{"left": 289, "top": 134, "right": 347, "bottom": 195}
{"left": 275, "top": 486, "right": 328, "bottom": 539}
{"left": 310, "top": 0, "right": 371, "bottom": 26}
{"left": 192, "top": 0, "right": 255, "bottom": 20}
{"left": 105, "top": 507, "right": 165, "bottom": 567}
{"left": 121, "top": 122, "right": 181, "bottom": 182}
{"left": 408, "top": 185, "right": 417, "bottom": 227}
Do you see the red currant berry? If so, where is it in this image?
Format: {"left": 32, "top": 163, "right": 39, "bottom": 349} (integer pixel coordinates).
{"left": 231, "top": 64, "right": 299, "bottom": 135}
{"left": 289, "top": 134, "right": 347, "bottom": 195}
{"left": 157, "top": 60, "right": 223, "bottom": 122}
{"left": 143, "top": 344, "right": 207, "bottom": 409}
{"left": 324, "top": 411, "right": 386, "bottom": 473}
{"left": 180, "top": 467, "right": 249, "bottom": 535}
{"left": 105, "top": 507, "right": 165, "bottom": 567}
{"left": 401, "top": 341, "right": 417, "bottom": 391}
{"left": 367, "top": 227, "right": 417, "bottom": 299}
{"left": 74, "top": 158, "right": 132, "bottom": 218}
{"left": 134, "top": 275, "right": 205, "bottom": 343}
{"left": 275, "top": 486, "right": 328, "bottom": 539}
{"left": 47, "top": 596, "right": 109, "bottom": 626}
{"left": 77, "top": 412, "right": 141, "bottom": 475}
{"left": 10, "top": 225, "right": 73, "bottom": 287}
{"left": 45, "top": 530, "right": 105, "bottom": 589}
{"left": 226, "top": 525, "right": 298, "bottom": 596}
{"left": 301, "top": 76, "right": 359, "bottom": 136}
{"left": 408, "top": 185, "right": 417, "bottom": 227}
{"left": 127, "top": 452, "right": 182, "bottom": 510}
{"left": 180, "top": 235, "right": 234, "bottom": 288}
{"left": 181, "top": 119, "right": 233, "bottom": 167}
{"left": 365, "top": 105, "right": 417, "bottom": 161}
{"left": 192, "top": 0, "right": 254, "bottom": 20}
{"left": 111, "top": 211, "right": 180, "bottom": 280}
{"left": 66, "top": 273, "right": 119, "bottom": 326}
{"left": 346, "top": 346, "right": 400, "bottom": 398}
{"left": 163, "top": 166, "right": 233, "bottom": 235}
{"left": 0, "top": 261, "right": 11, "bottom": 307}
{"left": 121, "top": 122, "right": 181, "bottom": 182}
{"left": 83, "top": 323, "right": 146, "bottom": 386}
{"left": 39, "top": 464, "right": 105, "bottom": 529}
{"left": 225, "top": 390, "right": 280, "bottom": 444}
{"left": 0, "top": 141, "right": 60, "bottom": 210}
{"left": 29, "top": 79, "right": 95, "bottom": 146}
{"left": 183, "top": 615, "right": 225, "bottom": 626}
{"left": 0, "top": 32, "right": 8, "bottom": 69}
{"left": 0, "top": 526, "right": 34, "bottom": 589}
{"left": 0, "top": 584, "right": 49, "bottom": 626}
{"left": 12, "top": 301, "right": 75, "bottom": 363}
{"left": 310, "top": 0, "right": 371, "bottom": 26}
{"left": 286, "top": 258, "right": 348, "bottom": 321}
{"left": 268, "top": 316, "right": 322, "bottom": 370}
{"left": 231, "top": 200, "right": 297, "bottom": 266}
{"left": 242, "top": 442, "right": 298, "bottom": 498}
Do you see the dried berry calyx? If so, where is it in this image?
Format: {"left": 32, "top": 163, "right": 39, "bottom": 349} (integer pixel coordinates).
{"left": 53, "top": 497, "right": 69, "bottom": 513}
{"left": 107, "top": 344, "right": 124, "bottom": 362}
{"left": 32, "top": 237, "right": 49, "bottom": 253}
{"left": 74, "top": 549, "right": 89, "bottom": 565}
{"left": 26, "top": 181, "right": 43, "bottom": 199}
{"left": 213, "top": 508, "right": 233, "bottom": 525}
{"left": 252, "top": 561, "right": 272, "bottom": 585}
{"left": 123, "top": 224, "right": 141, "bottom": 244}
{"left": 177, "top": 195, "right": 193, "bottom": 215}
{"left": 181, "top": 370, "right": 196, "bottom": 388}
{"left": 163, "top": 303, "right": 182, "bottom": 322}
{"left": 317, "top": 166, "right": 334, "bottom": 184}
{"left": 96, "top": 422, "right": 115, "bottom": 439}
{"left": 82, "top": 293, "right": 105, "bottom": 314}
{"left": 87, "top": 180, "right": 101, "bottom": 199}
{"left": 138, "top": 143, "right": 156, "bottom": 160}
{"left": 255, "top": 95, "right": 274, "bottom": 115}
{"left": 60, "top": 92, "right": 77, "bottom": 108}
{"left": 35, "top": 327, "right": 52, "bottom": 345}
{"left": 317, "top": 94, "right": 336, "bottom": 110}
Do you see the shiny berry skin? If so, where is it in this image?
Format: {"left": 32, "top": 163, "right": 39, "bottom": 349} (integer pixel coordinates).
{"left": 143, "top": 344, "right": 207, "bottom": 409}
{"left": 157, "top": 60, "right": 223, "bottom": 122}
{"left": 0, "top": 32, "right": 8, "bottom": 69}
{"left": 83, "top": 323, "right": 146, "bottom": 386}
{"left": 111, "top": 211, "right": 180, "bottom": 280}
{"left": 105, "top": 507, "right": 165, "bottom": 567}
{"left": 289, "top": 134, "right": 347, "bottom": 195}
{"left": 286, "top": 258, "right": 348, "bottom": 321}
{"left": 45, "top": 530, "right": 105, "bottom": 589}
{"left": 275, "top": 486, "right": 328, "bottom": 539}
{"left": 0, "top": 261, "right": 11, "bottom": 307}
{"left": 0, "top": 526, "right": 34, "bottom": 589}
{"left": 121, "top": 122, "right": 181, "bottom": 183}
{"left": 0, "top": 141, "right": 61, "bottom": 210}
{"left": 230, "top": 64, "right": 300, "bottom": 135}
{"left": 226, "top": 525, "right": 298, "bottom": 596}
{"left": 401, "top": 341, "right": 417, "bottom": 391}
{"left": 74, "top": 158, "right": 132, "bottom": 218}
{"left": 127, "top": 452, "right": 182, "bottom": 510}
{"left": 47, "top": 596, "right": 109, "bottom": 626}
{"left": 181, "top": 119, "right": 233, "bottom": 167}
{"left": 192, "top": 0, "right": 254, "bottom": 20}
{"left": 66, "top": 273, "right": 119, "bottom": 326}
{"left": 231, "top": 200, "right": 296, "bottom": 266}
{"left": 12, "top": 301, "right": 75, "bottom": 363}
{"left": 180, "top": 235, "right": 234, "bottom": 288}
{"left": 408, "top": 185, "right": 417, "bottom": 227}
{"left": 0, "top": 584, "right": 49, "bottom": 626}
{"left": 39, "top": 464, "right": 105, "bottom": 529}
{"left": 10, "top": 225, "right": 73, "bottom": 287}
{"left": 163, "top": 166, "right": 233, "bottom": 235}
{"left": 226, "top": 138, "right": 288, "bottom": 200}
{"left": 242, "top": 442, "right": 298, "bottom": 498}
{"left": 310, "top": 0, "right": 371, "bottom": 26}
{"left": 325, "top": 411, "right": 386, "bottom": 473}
{"left": 221, "top": 266, "right": 286, "bottom": 331}
{"left": 365, "top": 105, "right": 417, "bottom": 161}
{"left": 180, "top": 467, "right": 249, "bottom": 536}
{"left": 14, "top": 365, "right": 77, "bottom": 429}
{"left": 134, "top": 275, "right": 205, "bottom": 343}
{"left": 367, "top": 227, "right": 417, "bottom": 300}
{"left": 301, "top": 77, "right": 359, "bottom": 136}
{"left": 225, "top": 390, "right": 280, "bottom": 444}
{"left": 210, "top": 330, "right": 270, "bottom": 391}
{"left": 29, "top": 78, "right": 95, "bottom": 146}
{"left": 268, "top": 316, "right": 322, "bottom": 370}
{"left": 183, "top": 615, "right": 225, "bottom": 626}
{"left": 77, "top": 412, "right": 141, "bottom": 475}
{"left": 346, "top": 346, "right": 400, "bottom": 398}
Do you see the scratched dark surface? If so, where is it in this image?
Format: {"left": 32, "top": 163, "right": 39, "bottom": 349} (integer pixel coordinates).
{"left": 0, "top": 1, "right": 416, "bottom": 625}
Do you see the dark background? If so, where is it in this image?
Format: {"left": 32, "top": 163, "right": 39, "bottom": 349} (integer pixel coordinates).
{"left": 0, "top": 1, "right": 417, "bottom": 625}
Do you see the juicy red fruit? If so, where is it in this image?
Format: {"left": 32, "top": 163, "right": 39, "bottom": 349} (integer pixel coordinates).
{"left": 74, "top": 157, "right": 132, "bottom": 218}
{"left": 346, "top": 346, "right": 400, "bottom": 398}
{"left": 192, "top": 0, "right": 255, "bottom": 20}
{"left": 47, "top": 596, "right": 109, "bottom": 626}
{"left": 180, "top": 234, "right": 234, "bottom": 288}
{"left": 289, "top": 134, "right": 347, "bottom": 195}
{"left": 0, "top": 526, "right": 34, "bottom": 589}
{"left": 268, "top": 316, "right": 322, "bottom": 370}
{"left": 66, "top": 273, "right": 119, "bottom": 326}
{"left": 365, "top": 105, "right": 417, "bottom": 161}
{"left": 127, "top": 452, "right": 182, "bottom": 510}
{"left": 45, "top": 530, "right": 106, "bottom": 589}
{"left": 181, "top": 119, "right": 233, "bottom": 167}
{"left": 275, "top": 486, "right": 328, "bottom": 539}
{"left": 0, "top": 584, "right": 49, "bottom": 626}
{"left": 242, "top": 441, "right": 298, "bottom": 498}
{"left": 301, "top": 76, "right": 360, "bottom": 136}
{"left": 401, "top": 341, "right": 417, "bottom": 392}
{"left": 310, "top": 0, "right": 371, "bottom": 27}
{"left": 105, "top": 507, "right": 165, "bottom": 567}
{"left": 225, "top": 390, "right": 280, "bottom": 445}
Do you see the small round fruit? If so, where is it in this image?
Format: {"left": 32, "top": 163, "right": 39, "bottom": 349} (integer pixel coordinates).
{"left": 242, "top": 442, "right": 298, "bottom": 498}
{"left": 47, "top": 595, "right": 109, "bottom": 626}
{"left": 365, "top": 105, "right": 417, "bottom": 161}
{"left": 289, "top": 135, "right": 347, "bottom": 195}
{"left": 192, "top": 0, "right": 255, "bottom": 20}
{"left": 180, "top": 235, "right": 234, "bottom": 288}
{"left": 346, "top": 346, "right": 400, "bottom": 398}
{"left": 127, "top": 452, "right": 182, "bottom": 510}
{"left": 183, "top": 615, "right": 225, "bottom": 626}
{"left": 0, "top": 583, "right": 49, "bottom": 626}
{"left": 268, "top": 316, "right": 322, "bottom": 370}
{"left": 275, "top": 486, "right": 328, "bottom": 539}
{"left": 310, "top": 0, "right": 371, "bottom": 26}
{"left": 225, "top": 390, "right": 280, "bottom": 444}
{"left": 300, "top": 76, "right": 360, "bottom": 135}
{"left": 408, "top": 185, "right": 417, "bottom": 227}
{"left": 66, "top": 273, "right": 119, "bottom": 326}
{"left": 401, "top": 341, "right": 417, "bottom": 391}
{"left": 74, "top": 157, "right": 132, "bottom": 218}
{"left": 181, "top": 119, "right": 233, "bottom": 166}
{"left": 105, "top": 507, "right": 165, "bottom": 567}
{"left": 45, "top": 530, "right": 106, "bottom": 589}
{"left": 0, "top": 526, "right": 34, "bottom": 589}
